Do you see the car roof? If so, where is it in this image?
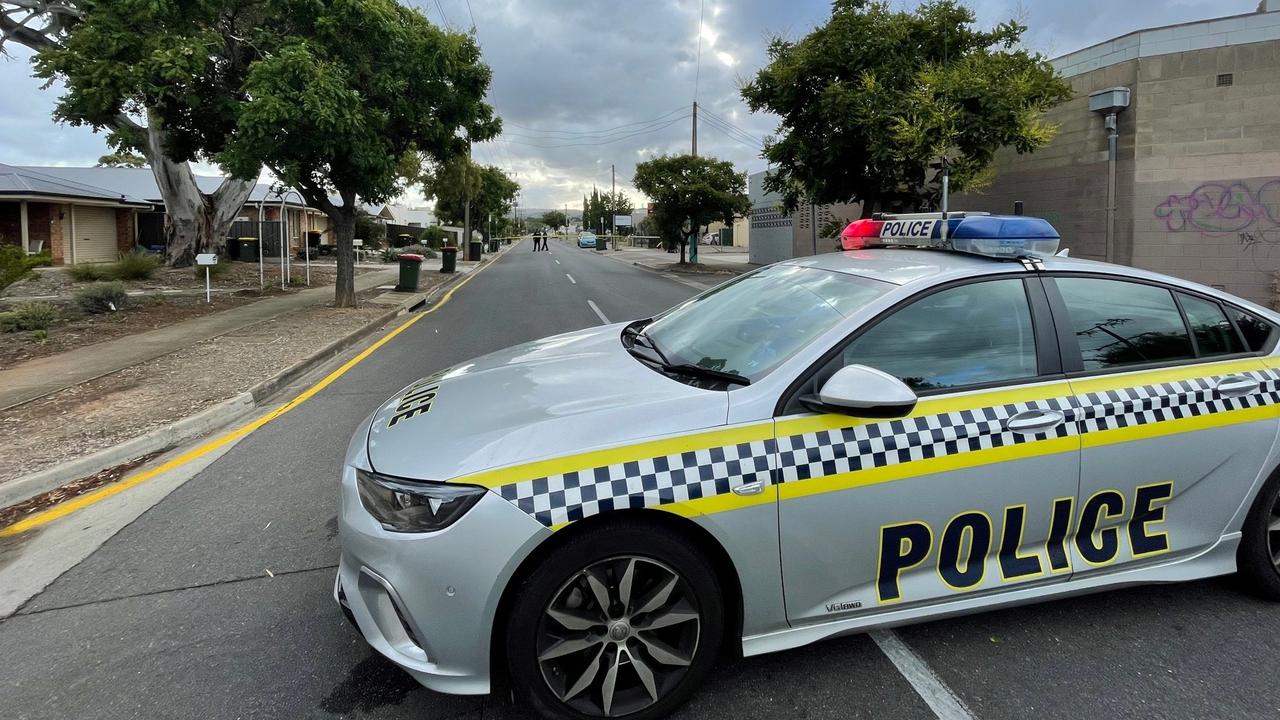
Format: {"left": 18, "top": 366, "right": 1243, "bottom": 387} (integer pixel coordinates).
{"left": 784, "top": 249, "right": 1140, "bottom": 286}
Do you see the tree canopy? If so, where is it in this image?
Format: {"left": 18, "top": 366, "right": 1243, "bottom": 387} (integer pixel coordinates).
{"left": 215, "top": 0, "right": 500, "bottom": 306}
{"left": 633, "top": 154, "right": 748, "bottom": 263}
{"left": 424, "top": 158, "right": 520, "bottom": 239}
{"left": 540, "top": 210, "right": 567, "bottom": 231}
{"left": 741, "top": 0, "right": 1070, "bottom": 215}
{"left": 583, "top": 189, "right": 633, "bottom": 235}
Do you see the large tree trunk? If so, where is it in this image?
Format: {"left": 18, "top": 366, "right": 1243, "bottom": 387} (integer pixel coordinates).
{"left": 331, "top": 193, "right": 357, "bottom": 308}
{"left": 142, "top": 109, "right": 254, "bottom": 267}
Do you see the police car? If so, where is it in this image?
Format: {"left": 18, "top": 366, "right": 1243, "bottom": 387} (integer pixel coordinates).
{"left": 337, "top": 212, "right": 1280, "bottom": 719}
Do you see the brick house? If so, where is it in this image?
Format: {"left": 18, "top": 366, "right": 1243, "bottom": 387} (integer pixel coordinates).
{"left": 0, "top": 163, "right": 153, "bottom": 264}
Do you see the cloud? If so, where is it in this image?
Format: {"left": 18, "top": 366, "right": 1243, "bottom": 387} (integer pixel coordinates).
{"left": 0, "top": 0, "right": 1263, "bottom": 212}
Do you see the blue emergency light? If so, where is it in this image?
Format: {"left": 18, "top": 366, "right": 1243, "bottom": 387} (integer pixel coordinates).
{"left": 841, "top": 212, "right": 1061, "bottom": 259}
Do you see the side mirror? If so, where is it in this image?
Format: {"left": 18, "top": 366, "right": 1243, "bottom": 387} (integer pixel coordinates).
{"left": 801, "top": 364, "right": 918, "bottom": 418}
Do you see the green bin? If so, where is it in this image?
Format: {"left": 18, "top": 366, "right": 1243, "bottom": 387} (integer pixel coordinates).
{"left": 440, "top": 246, "right": 458, "bottom": 273}
{"left": 396, "top": 253, "right": 423, "bottom": 291}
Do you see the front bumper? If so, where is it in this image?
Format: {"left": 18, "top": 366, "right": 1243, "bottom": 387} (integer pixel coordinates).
{"left": 335, "top": 464, "right": 550, "bottom": 695}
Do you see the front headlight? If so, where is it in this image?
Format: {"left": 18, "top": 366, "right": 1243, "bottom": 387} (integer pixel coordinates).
{"left": 356, "top": 470, "right": 486, "bottom": 532}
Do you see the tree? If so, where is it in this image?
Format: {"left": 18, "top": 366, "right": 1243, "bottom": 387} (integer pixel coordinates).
{"left": 96, "top": 152, "right": 146, "bottom": 168}
{"left": 633, "top": 154, "right": 749, "bottom": 264}
{"left": 740, "top": 0, "right": 1070, "bottom": 215}
{"left": 540, "top": 210, "right": 567, "bottom": 231}
{"left": 424, "top": 159, "right": 519, "bottom": 242}
{"left": 9, "top": 0, "right": 259, "bottom": 266}
{"left": 218, "top": 0, "right": 499, "bottom": 307}
{"left": 600, "top": 191, "right": 633, "bottom": 234}
{"left": 354, "top": 209, "right": 387, "bottom": 249}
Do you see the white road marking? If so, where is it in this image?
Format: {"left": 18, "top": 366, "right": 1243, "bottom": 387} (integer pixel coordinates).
{"left": 870, "top": 629, "right": 977, "bottom": 720}
{"left": 555, "top": 259, "right": 561, "bottom": 265}
{"left": 565, "top": 274, "right": 576, "bottom": 284}
{"left": 587, "top": 300, "right": 610, "bottom": 325}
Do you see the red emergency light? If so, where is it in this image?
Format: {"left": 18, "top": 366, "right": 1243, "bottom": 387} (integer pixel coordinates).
{"left": 840, "top": 219, "right": 884, "bottom": 250}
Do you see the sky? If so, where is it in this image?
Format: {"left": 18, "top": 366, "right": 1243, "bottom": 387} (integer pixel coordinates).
{"left": 0, "top": 0, "right": 1258, "bottom": 213}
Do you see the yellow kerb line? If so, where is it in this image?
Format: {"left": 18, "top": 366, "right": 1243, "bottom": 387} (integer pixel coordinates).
{"left": 0, "top": 254, "right": 502, "bottom": 538}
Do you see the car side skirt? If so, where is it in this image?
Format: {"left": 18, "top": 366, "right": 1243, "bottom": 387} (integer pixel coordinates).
{"left": 741, "top": 532, "right": 1240, "bottom": 657}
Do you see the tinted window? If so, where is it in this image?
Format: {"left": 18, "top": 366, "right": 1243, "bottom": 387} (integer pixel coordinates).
{"left": 840, "top": 279, "right": 1037, "bottom": 392}
{"left": 1177, "top": 293, "right": 1243, "bottom": 357}
{"left": 1056, "top": 278, "right": 1193, "bottom": 371}
{"left": 1231, "top": 309, "right": 1275, "bottom": 352}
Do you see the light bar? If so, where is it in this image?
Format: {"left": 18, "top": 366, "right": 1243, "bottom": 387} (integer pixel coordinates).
{"left": 840, "top": 213, "right": 1060, "bottom": 258}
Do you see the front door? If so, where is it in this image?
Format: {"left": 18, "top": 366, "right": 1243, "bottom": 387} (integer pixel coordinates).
{"left": 777, "top": 277, "right": 1082, "bottom": 623}
{"left": 1047, "top": 276, "right": 1280, "bottom": 573}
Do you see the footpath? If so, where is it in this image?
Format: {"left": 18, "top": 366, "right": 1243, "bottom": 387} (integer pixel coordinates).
{"left": 0, "top": 249, "right": 503, "bottom": 511}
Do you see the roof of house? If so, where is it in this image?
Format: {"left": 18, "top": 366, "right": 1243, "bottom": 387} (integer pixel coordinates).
{"left": 0, "top": 164, "right": 153, "bottom": 207}
{"left": 383, "top": 205, "right": 436, "bottom": 226}
{"left": 14, "top": 165, "right": 224, "bottom": 202}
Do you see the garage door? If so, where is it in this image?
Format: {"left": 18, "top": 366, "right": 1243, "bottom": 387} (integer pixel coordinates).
{"left": 73, "top": 206, "right": 118, "bottom": 263}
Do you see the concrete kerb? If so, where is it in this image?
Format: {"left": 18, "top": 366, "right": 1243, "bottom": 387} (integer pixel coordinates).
{"left": 590, "top": 248, "right": 747, "bottom": 290}
{"left": 0, "top": 250, "right": 503, "bottom": 511}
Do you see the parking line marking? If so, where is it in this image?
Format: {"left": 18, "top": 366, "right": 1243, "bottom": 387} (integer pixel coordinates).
{"left": 870, "top": 629, "right": 976, "bottom": 720}
{"left": 555, "top": 259, "right": 560, "bottom": 265}
{"left": 0, "top": 251, "right": 507, "bottom": 538}
{"left": 566, "top": 274, "right": 576, "bottom": 284}
{"left": 587, "top": 300, "right": 610, "bottom": 325}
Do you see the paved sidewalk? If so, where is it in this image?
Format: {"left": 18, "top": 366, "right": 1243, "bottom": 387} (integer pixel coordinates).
{"left": 598, "top": 244, "right": 754, "bottom": 273}
{"left": 0, "top": 268, "right": 409, "bottom": 411}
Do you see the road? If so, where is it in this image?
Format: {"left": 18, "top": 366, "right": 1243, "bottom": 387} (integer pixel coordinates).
{"left": 2, "top": 238, "right": 1279, "bottom": 720}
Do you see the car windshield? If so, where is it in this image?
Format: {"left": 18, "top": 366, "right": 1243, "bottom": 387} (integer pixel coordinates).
{"left": 640, "top": 264, "right": 892, "bottom": 382}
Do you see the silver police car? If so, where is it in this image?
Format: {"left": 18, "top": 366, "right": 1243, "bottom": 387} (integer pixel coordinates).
{"left": 337, "top": 213, "right": 1280, "bottom": 719}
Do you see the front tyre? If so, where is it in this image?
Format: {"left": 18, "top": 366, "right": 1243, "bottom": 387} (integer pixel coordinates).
{"left": 506, "top": 525, "right": 724, "bottom": 719}
{"left": 1238, "top": 470, "right": 1280, "bottom": 600}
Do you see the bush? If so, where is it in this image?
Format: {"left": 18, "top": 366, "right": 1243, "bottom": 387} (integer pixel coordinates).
{"left": 31, "top": 328, "right": 48, "bottom": 344}
{"left": 111, "top": 249, "right": 161, "bottom": 280}
{"left": 399, "top": 244, "right": 438, "bottom": 259}
{"left": 68, "top": 262, "right": 110, "bottom": 282}
{"left": 381, "top": 247, "right": 399, "bottom": 263}
{"left": 1, "top": 244, "right": 49, "bottom": 292}
{"left": 1, "top": 302, "right": 60, "bottom": 332}
{"left": 76, "top": 281, "right": 129, "bottom": 314}
{"left": 421, "top": 226, "right": 450, "bottom": 249}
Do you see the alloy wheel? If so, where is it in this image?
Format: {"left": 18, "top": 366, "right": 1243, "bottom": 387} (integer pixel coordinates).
{"left": 536, "top": 556, "right": 701, "bottom": 717}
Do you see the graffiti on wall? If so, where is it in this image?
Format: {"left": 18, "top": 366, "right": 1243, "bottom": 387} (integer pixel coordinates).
{"left": 1154, "top": 180, "right": 1280, "bottom": 258}
{"left": 1155, "top": 180, "right": 1280, "bottom": 234}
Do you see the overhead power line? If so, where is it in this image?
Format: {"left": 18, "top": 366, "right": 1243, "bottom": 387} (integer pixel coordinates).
{"left": 698, "top": 106, "right": 765, "bottom": 148}
{"left": 699, "top": 115, "right": 764, "bottom": 152}
{"left": 504, "top": 106, "right": 687, "bottom": 137}
{"left": 504, "top": 113, "right": 692, "bottom": 148}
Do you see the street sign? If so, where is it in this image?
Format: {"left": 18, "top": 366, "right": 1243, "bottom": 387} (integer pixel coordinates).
{"left": 613, "top": 215, "right": 633, "bottom": 227}
{"left": 353, "top": 239, "right": 364, "bottom": 247}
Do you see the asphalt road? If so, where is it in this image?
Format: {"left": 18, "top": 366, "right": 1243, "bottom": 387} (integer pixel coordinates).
{"left": 2, "top": 239, "right": 1279, "bottom": 720}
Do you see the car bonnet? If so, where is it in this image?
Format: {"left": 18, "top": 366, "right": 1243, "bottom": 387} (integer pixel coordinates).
{"left": 365, "top": 323, "right": 728, "bottom": 481}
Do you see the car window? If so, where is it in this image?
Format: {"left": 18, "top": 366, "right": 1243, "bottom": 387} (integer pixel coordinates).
{"left": 643, "top": 264, "right": 891, "bottom": 381}
{"left": 1056, "top": 278, "right": 1193, "bottom": 371}
{"left": 1230, "top": 308, "right": 1276, "bottom": 352}
{"left": 1177, "top": 293, "right": 1243, "bottom": 357}
{"left": 838, "top": 279, "right": 1038, "bottom": 392}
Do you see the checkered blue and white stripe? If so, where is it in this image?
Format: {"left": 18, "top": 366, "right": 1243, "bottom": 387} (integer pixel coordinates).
{"left": 496, "top": 369, "right": 1280, "bottom": 527}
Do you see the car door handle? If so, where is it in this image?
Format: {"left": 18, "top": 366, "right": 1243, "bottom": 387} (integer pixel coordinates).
{"left": 1005, "top": 409, "right": 1066, "bottom": 434}
{"left": 733, "top": 481, "right": 766, "bottom": 496}
{"left": 1214, "top": 376, "right": 1260, "bottom": 397}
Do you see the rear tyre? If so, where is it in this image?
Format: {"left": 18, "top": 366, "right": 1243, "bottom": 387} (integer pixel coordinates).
{"left": 505, "top": 524, "right": 724, "bottom": 720}
{"left": 1237, "top": 470, "right": 1280, "bottom": 600}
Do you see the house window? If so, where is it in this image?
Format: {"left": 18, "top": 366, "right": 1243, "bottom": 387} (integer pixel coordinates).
{"left": 1216, "top": 73, "right": 1234, "bottom": 87}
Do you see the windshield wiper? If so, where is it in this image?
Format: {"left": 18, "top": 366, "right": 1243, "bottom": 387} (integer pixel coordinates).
{"left": 661, "top": 363, "right": 751, "bottom": 386}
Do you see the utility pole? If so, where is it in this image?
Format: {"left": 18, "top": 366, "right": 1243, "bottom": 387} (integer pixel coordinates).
{"left": 611, "top": 163, "right": 616, "bottom": 241}
{"left": 691, "top": 101, "right": 698, "bottom": 157}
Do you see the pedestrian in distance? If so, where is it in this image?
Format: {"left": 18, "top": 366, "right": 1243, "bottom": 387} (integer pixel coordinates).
{"left": 531, "top": 231, "right": 540, "bottom": 252}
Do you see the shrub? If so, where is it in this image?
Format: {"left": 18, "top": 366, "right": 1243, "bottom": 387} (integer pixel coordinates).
{"left": 421, "top": 226, "right": 450, "bottom": 249}
{"left": 2, "top": 302, "right": 60, "bottom": 331}
{"left": 111, "top": 249, "right": 161, "bottom": 280}
{"left": 399, "top": 244, "right": 438, "bottom": 259}
{"left": 68, "top": 262, "right": 109, "bottom": 282}
{"left": 381, "top": 247, "right": 399, "bottom": 263}
{"left": 31, "top": 329, "right": 48, "bottom": 344}
{"left": 0, "top": 244, "right": 45, "bottom": 291}
{"left": 76, "top": 281, "right": 129, "bottom": 314}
